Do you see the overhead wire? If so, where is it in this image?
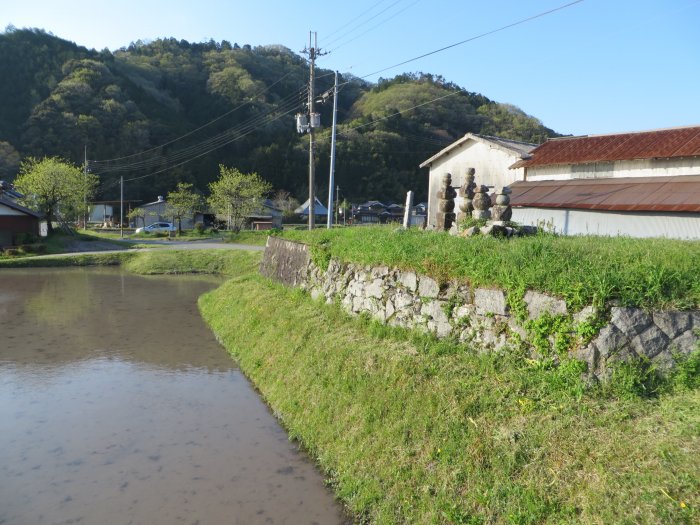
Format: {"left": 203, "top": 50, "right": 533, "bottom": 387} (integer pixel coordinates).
{"left": 357, "top": 0, "right": 585, "bottom": 79}
{"left": 92, "top": 88, "right": 306, "bottom": 176}
{"left": 326, "top": 0, "right": 422, "bottom": 54}
{"left": 322, "top": 0, "right": 406, "bottom": 49}
{"left": 90, "top": 69, "right": 300, "bottom": 164}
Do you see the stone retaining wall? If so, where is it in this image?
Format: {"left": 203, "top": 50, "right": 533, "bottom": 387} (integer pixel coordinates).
{"left": 261, "top": 237, "right": 699, "bottom": 379}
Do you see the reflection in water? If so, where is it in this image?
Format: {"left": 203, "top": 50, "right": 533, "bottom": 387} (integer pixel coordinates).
{"left": 0, "top": 268, "right": 346, "bottom": 525}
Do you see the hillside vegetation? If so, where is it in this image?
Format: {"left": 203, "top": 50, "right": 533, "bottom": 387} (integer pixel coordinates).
{"left": 0, "top": 27, "right": 557, "bottom": 204}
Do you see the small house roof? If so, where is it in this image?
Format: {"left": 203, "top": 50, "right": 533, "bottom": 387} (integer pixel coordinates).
{"left": 510, "top": 175, "right": 700, "bottom": 213}
{"left": 295, "top": 197, "right": 328, "bottom": 216}
{"left": 511, "top": 125, "right": 700, "bottom": 169}
{"left": 420, "top": 133, "right": 536, "bottom": 168}
{"left": 0, "top": 197, "right": 43, "bottom": 218}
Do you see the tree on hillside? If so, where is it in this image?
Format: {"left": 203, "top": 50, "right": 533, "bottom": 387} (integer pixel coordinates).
{"left": 166, "top": 182, "right": 202, "bottom": 233}
{"left": 14, "top": 157, "right": 98, "bottom": 233}
{"left": 0, "top": 141, "right": 20, "bottom": 179}
{"left": 207, "top": 166, "right": 271, "bottom": 232}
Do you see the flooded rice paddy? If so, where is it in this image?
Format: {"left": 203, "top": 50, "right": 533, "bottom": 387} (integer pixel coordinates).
{"left": 0, "top": 268, "right": 347, "bottom": 525}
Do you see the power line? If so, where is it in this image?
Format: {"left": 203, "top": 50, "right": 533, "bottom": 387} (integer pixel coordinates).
{"left": 322, "top": 0, "right": 406, "bottom": 49}
{"left": 91, "top": 70, "right": 300, "bottom": 164}
{"left": 92, "top": 89, "right": 306, "bottom": 175}
{"left": 98, "top": 102, "right": 303, "bottom": 190}
{"left": 358, "top": 0, "right": 585, "bottom": 80}
{"left": 326, "top": 0, "right": 422, "bottom": 54}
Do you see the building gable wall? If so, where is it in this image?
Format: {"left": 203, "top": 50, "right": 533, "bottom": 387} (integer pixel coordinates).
{"left": 427, "top": 140, "right": 525, "bottom": 228}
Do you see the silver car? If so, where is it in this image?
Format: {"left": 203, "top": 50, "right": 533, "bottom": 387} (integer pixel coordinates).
{"left": 134, "top": 222, "right": 176, "bottom": 234}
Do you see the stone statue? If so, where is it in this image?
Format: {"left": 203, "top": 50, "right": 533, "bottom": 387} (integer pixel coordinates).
{"left": 457, "top": 167, "right": 477, "bottom": 222}
{"left": 471, "top": 185, "right": 492, "bottom": 220}
{"left": 491, "top": 186, "right": 512, "bottom": 222}
{"left": 436, "top": 172, "right": 457, "bottom": 231}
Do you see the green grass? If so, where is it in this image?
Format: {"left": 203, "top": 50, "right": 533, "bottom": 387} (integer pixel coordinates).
{"left": 0, "top": 250, "right": 133, "bottom": 267}
{"left": 0, "top": 248, "right": 259, "bottom": 275}
{"left": 122, "top": 249, "right": 260, "bottom": 275}
{"left": 199, "top": 263, "right": 700, "bottom": 525}
{"left": 280, "top": 226, "right": 700, "bottom": 311}
{"left": 223, "top": 229, "right": 276, "bottom": 246}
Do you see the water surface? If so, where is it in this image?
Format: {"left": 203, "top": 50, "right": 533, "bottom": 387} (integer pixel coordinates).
{"left": 0, "top": 268, "right": 346, "bottom": 525}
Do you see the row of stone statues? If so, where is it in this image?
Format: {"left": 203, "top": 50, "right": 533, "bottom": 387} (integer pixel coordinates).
{"left": 436, "top": 168, "right": 512, "bottom": 231}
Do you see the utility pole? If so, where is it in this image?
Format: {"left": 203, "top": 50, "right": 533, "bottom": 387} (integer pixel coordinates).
{"left": 120, "top": 175, "right": 124, "bottom": 239}
{"left": 83, "top": 145, "right": 88, "bottom": 229}
{"left": 307, "top": 32, "right": 317, "bottom": 230}
{"left": 297, "top": 32, "right": 324, "bottom": 230}
{"left": 326, "top": 71, "right": 338, "bottom": 229}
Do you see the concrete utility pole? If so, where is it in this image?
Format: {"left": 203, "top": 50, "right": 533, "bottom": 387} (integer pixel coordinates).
{"left": 326, "top": 71, "right": 338, "bottom": 229}
{"left": 307, "top": 32, "right": 317, "bottom": 230}
{"left": 83, "top": 145, "right": 88, "bottom": 229}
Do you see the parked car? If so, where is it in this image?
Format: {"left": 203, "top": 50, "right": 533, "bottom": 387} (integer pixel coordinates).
{"left": 134, "top": 222, "right": 176, "bottom": 234}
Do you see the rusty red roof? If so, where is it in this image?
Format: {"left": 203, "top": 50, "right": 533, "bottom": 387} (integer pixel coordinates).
{"left": 510, "top": 175, "right": 700, "bottom": 213}
{"left": 512, "top": 126, "right": 700, "bottom": 168}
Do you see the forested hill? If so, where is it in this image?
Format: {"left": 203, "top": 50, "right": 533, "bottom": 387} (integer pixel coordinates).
{"left": 0, "top": 27, "right": 558, "bottom": 203}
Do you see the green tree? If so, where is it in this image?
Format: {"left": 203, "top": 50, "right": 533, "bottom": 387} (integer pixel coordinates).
{"left": 207, "top": 165, "right": 271, "bottom": 232}
{"left": 14, "top": 156, "right": 98, "bottom": 233}
{"left": 127, "top": 206, "right": 145, "bottom": 228}
{"left": 166, "top": 182, "right": 202, "bottom": 233}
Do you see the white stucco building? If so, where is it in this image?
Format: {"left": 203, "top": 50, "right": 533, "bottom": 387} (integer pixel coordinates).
{"left": 509, "top": 126, "right": 700, "bottom": 239}
{"left": 420, "top": 133, "right": 536, "bottom": 228}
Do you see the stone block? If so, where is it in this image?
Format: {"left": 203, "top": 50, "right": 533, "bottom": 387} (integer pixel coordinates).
{"left": 371, "top": 265, "right": 390, "bottom": 278}
{"left": 418, "top": 276, "right": 440, "bottom": 299}
{"left": 260, "top": 237, "right": 311, "bottom": 287}
{"left": 610, "top": 307, "right": 653, "bottom": 336}
{"left": 573, "top": 305, "right": 596, "bottom": 325}
{"left": 669, "top": 329, "right": 699, "bottom": 355}
{"left": 366, "top": 279, "right": 385, "bottom": 299}
{"left": 421, "top": 300, "right": 449, "bottom": 325}
{"left": 653, "top": 311, "right": 692, "bottom": 338}
{"left": 398, "top": 271, "right": 418, "bottom": 292}
{"left": 630, "top": 325, "right": 669, "bottom": 359}
{"left": 394, "top": 291, "right": 415, "bottom": 311}
{"left": 524, "top": 290, "right": 567, "bottom": 319}
{"left": 572, "top": 344, "right": 599, "bottom": 373}
{"left": 593, "top": 324, "right": 629, "bottom": 359}
{"left": 474, "top": 288, "right": 508, "bottom": 316}
{"left": 385, "top": 298, "right": 396, "bottom": 320}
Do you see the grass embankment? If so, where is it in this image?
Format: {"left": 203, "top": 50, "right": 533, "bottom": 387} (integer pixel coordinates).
{"left": 0, "top": 248, "right": 259, "bottom": 275}
{"left": 280, "top": 226, "right": 700, "bottom": 311}
{"left": 200, "top": 265, "right": 699, "bottom": 524}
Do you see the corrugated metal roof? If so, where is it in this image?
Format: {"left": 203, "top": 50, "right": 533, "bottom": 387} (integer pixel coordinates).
{"left": 510, "top": 175, "right": 700, "bottom": 212}
{"left": 512, "top": 126, "right": 700, "bottom": 168}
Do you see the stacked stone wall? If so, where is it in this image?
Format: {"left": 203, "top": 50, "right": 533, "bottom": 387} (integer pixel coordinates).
{"left": 262, "top": 238, "right": 699, "bottom": 380}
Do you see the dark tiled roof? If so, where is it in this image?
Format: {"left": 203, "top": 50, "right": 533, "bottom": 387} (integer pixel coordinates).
{"left": 510, "top": 175, "right": 700, "bottom": 212}
{"left": 512, "top": 126, "right": 700, "bottom": 168}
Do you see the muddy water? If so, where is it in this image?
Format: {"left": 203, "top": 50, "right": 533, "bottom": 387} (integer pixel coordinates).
{"left": 0, "top": 268, "right": 347, "bottom": 525}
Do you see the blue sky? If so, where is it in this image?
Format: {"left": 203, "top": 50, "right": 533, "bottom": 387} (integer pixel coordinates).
{"left": 3, "top": 0, "right": 699, "bottom": 136}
